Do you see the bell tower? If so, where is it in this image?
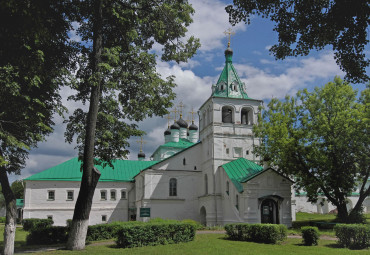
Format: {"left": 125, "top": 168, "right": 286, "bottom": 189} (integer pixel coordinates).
{"left": 198, "top": 40, "right": 262, "bottom": 172}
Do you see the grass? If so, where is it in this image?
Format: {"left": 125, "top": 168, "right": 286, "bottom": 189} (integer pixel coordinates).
{"left": 0, "top": 224, "right": 28, "bottom": 248}
{"left": 16, "top": 234, "right": 370, "bottom": 255}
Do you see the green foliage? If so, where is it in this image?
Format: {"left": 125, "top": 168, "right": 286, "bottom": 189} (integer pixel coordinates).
{"left": 334, "top": 224, "right": 370, "bottom": 249}
{"left": 10, "top": 180, "right": 24, "bottom": 199}
{"left": 86, "top": 221, "right": 144, "bottom": 242}
{"left": 301, "top": 226, "right": 320, "bottom": 246}
{"left": 115, "top": 223, "right": 196, "bottom": 248}
{"left": 226, "top": 1, "right": 370, "bottom": 83}
{"left": 64, "top": 0, "right": 200, "bottom": 165}
{"left": 22, "top": 218, "right": 53, "bottom": 232}
{"left": 345, "top": 208, "right": 367, "bottom": 224}
{"left": 254, "top": 77, "right": 370, "bottom": 222}
{"left": 0, "top": 217, "right": 5, "bottom": 223}
{"left": 0, "top": 0, "right": 73, "bottom": 174}
{"left": 225, "top": 223, "right": 287, "bottom": 244}
{"left": 26, "top": 226, "right": 68, "bottom": 245}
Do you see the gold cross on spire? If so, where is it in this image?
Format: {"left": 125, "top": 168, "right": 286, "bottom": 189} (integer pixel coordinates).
{"left": 189, "top": 107, "right": 196, "bottom": 123}
{"left": 165, "top": 113, "right": 172, "bottom": 128}
{"left": 171, "top": 107, "right": 178, "bottom": 121}
{"left": 177, "top": 101, "right": 185, "bottom": 117}
{"left": 136, "top": 136, "right": 147, "bottom": 153}
{"left": 224, "top": 28, "right": 235, "bottom": 47}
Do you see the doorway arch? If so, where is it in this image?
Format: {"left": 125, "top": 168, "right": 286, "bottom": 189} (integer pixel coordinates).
{"left": 260, "top": 199, "right": 279, "bottom": 224}
{"left": 200, "top": 206, "right": 207, "bottom": 226}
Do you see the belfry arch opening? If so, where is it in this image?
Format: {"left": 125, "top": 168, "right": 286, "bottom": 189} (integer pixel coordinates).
{"left": 222, "top": 106, "right": 233, "bottom": 123}
{"left": 200, "top": 206, "right": 207, "bottom": 226}
{"left": 241, "top": 107, "right": 253, "bottom": 125}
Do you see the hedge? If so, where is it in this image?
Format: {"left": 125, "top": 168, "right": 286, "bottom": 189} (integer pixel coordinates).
{"left": 26, "top": 226, "right": 68, "bottom": 245}
{"left": 0, "top": 217, "right": 5, "bottom": 223}
{"left": 301, "top": 226, "right": 320, "bottom": 246}
{"left": 22, "top": 218, "right": 53, "bottom": 231}
{"left": 225, "top": 223, "right": 287, "bottom": 244}
{"left": 334, "top": 224, "right": 370, "bottom": 249}
{"left": 116, "top": 223, "right": 196, "bottom": 248}
{"left": 86, "top": 221, "right": 144, "bottom": 242}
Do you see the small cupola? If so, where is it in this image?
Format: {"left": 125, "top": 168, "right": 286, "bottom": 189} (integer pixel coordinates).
{"left": 188, "top": 120, "right": 199, "bottom": 143}
{"left": 138, "top": 151, "right": 145, "bottom": 161}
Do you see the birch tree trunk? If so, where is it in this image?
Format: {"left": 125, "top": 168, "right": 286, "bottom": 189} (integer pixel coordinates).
{"left": 0, "top": 169, "right": 17, "bottom": 255}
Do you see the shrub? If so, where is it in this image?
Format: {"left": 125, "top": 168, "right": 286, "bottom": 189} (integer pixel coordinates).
{"left": 115, "top": 223, "right": 196, "bottom": 248}
{"left": 335, "top": 224, "right": 370, "bottom": 249}
{"left": 26, "top": 226, "right": 68, "bottom": 245}
{"left": 301, "top": 226, "right": 320, "bottom": 246}
{"left": 86, "top": 222, "right": 144, "bottom": 242}
{"left": 181, "top": 219, "right": 203, "bottom": 230}
{"left": 225, "top": 223, "right": 287, "bottom": 244}
{"left": 0, "top": 217, "right": 6, "bottom": 223}
{"left": 22, "top": 218, "right": 53, "bottom": 231}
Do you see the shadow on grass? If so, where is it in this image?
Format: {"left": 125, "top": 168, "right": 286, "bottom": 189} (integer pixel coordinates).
{"left": 324, "top": 243, "right": 342, "bottom": 249}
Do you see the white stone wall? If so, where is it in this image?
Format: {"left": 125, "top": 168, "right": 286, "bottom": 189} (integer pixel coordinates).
{"left": 135, "top": 168, "right": 201, "bottom": 222}
{"left": 23, "top": 180, "right": 134, "bottom": 226}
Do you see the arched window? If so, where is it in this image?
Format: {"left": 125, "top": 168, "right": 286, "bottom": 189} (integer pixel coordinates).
{"left": 222, "top": 106, "right": 233, "bottom": 123}
{"left": 241, "top": 107, "right": 253, "bottom": 125}
{"left": 204, "top": 174, "right": 208, "bottom": 195}
{"left": 183, "top": 158, "right": 186, "bottom": 165}
{"left": 169, "top": 178, "right": 177, "bottom": 196}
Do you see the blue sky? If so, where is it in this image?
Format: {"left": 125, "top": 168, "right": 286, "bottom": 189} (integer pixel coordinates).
{"left": 10, "top": 0, "right": 369, "bottom": 182}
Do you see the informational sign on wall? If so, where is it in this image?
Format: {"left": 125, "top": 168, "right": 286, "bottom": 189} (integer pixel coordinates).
{"left": 140, "top": 207, "right": 151, "bottom": 217}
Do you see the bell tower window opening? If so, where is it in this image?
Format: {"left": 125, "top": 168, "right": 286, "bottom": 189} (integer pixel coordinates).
{"left": 241, "top": 107, "right": 253, "bottom": 125}
{"left": 222, "top": 106, "right": 233, "bottom": 123}
{"left": 204, "top": 174, "right": 208, "bottom": 195}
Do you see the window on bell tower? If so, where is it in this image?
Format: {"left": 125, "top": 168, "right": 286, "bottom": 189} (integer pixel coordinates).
{"left": 222, "top": 106, "right": 233, "bottom": 123}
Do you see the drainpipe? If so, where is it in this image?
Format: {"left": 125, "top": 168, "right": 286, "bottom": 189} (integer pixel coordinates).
{"left": 212, "top": 115, "right": 218, "bottom": 226}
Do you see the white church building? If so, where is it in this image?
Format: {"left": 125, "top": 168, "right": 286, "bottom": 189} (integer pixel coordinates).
{"left": 23, "top": 45, "right": 295, "bottom": 227}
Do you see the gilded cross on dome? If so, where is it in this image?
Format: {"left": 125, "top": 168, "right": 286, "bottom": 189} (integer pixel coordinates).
{"left": 165, "top": 114, "right": 172, "bottom": 128}
{"left": 177, "top": 101, "right": 185, "bottom": 117}
{"left": 189, "top": 107, "right": 196, "bottom": 123}
{"left": 171, "top": 107, "right": 178, "bottom": 121}
{"left": 224, "top": 28, "right": 235, "bottom": 47}
{"left": 136, "top": 136, "right": 147, "bottom": 153}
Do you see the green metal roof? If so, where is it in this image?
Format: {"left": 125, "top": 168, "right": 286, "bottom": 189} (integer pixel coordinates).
{"left": 16, "top": 199, "right": 24, "bottom": 208}
{"left": 25, "top": 157, "right": 158, "bottom": 182}
{"left": 222, "top": 158, "right": 264, "bottom": 193}
{"left": 160, "top": 138, "right": 194, "bottom": 149}
{"left": 212, "top": 47, "right": 251, "bottom": 99}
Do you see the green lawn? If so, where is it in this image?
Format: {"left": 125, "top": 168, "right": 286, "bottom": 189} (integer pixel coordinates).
{"left": 17, "top": 234, "right": 370, "bottom": 255}
{"left": 0, "top": 224, "right": 28, "bottom": 248}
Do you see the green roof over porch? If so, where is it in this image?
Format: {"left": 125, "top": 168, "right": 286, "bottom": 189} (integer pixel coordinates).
{"left": 25, "top": 157, "right": 158, "bottom": 182}
{"left": 222, "top": 158, "right": 264, "bottom": 193}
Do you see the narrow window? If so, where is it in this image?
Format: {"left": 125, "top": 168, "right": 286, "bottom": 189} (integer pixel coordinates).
{"left": 234, "top": 147, "right": 242, "bottom": 158}
{"left": 204, "top": 174, "right": 208, "bottom": 195}
{"left": 226, "top": 148, "right": 229, "bottom": 154}
{"left": 226, "top": 181, "right": 229, "bottom": 195}
{"left": 121, "top": 190, "right": 126, "bottom": 199}
{"left": 169, "top": 178, "right": 177, "bottom": 196}
{"left": 110, "top": 190, "right": 116, "bottom": 200}
{"left": 67, "top": 191, "right": 74, "bottom": 201}
{"left": 102, "top": 215, "right": 107, "bottom": 222}
{"left": 48, "top": 190, "right": 55, "bottom": 200}
{"left": 194, "top": 166, "right": 197, "bottom": 170}
{"left": 246, "top": 150, "right": 249, "bottom": 155}
{"left": 183, "top": 158, "right": 186, "bottom": 165}
{"left": 101, "top": 190, "right": 107, "bottom": 200}
{"left": 236, "top": 194, "right": 239, "bottom": 210}
{"left": 222, "top": 106, "right": 233, "bottom": 123}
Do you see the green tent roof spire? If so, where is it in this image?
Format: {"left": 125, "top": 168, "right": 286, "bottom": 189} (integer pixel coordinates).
{"left": 211, "top": 45, "right": 250, "bottom": 99}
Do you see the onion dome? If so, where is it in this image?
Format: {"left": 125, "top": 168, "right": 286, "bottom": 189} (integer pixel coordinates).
{"left": 164, "top": 128, "right": 171, "bottom": 135}
{"left": 189, "top": 122, "right": 198, "bottom": 131}
{"left": 224, "top": 46, "right": 233, "bottom": 57}
{"left": 138, "top": 151, "right": 145, "bottom": 158}
{"left": 176, "top": 116, "right": 188, "bottom": 129}
{"left": 170, "top": 122, "right": 180, "bottom": 130}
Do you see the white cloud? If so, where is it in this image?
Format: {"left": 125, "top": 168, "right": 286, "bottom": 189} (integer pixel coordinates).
{"left": 235, "top": 52, "right": 345, "bottom": 99}
{"left": 188, "top": 0, "right": 247, "bottom": 52}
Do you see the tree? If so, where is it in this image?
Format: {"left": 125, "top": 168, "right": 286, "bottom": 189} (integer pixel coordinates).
{"left": 64, "top": 0, "right": 200, "bottom": 250}
{"left": 226, "top": 0, "right": 370, "bottom": 83}
{"left": 10, "top": 181, "right": 24, "bottom": 199}
{"left": 254, "top": 77, "right": 369, "bottom": 223}
{"left": 0, "top": 1, "right": 73, "bottom": 254}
